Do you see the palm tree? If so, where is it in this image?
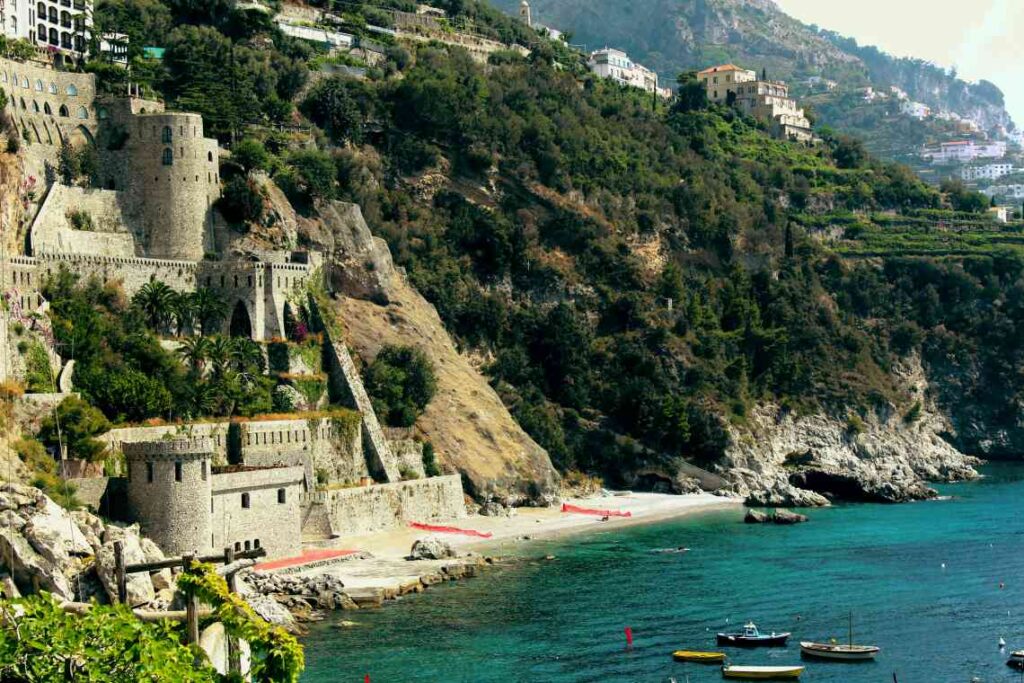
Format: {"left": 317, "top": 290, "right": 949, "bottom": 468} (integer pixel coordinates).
{"left": 132, "top": 281, "right": 176, "bottom": 333}
{"left": 170, "top": 291, "right": 198, "bottom": 337}
{"left": 231, "top": 337, "right": 264, "bottom": 388}
{"left": 205, "top": 336, "right": 236, "bottom": 381}
{"left": 177, "top": 335, "right": 211, "bottom": 373}
{"left": 192, "top": 288, "right": 228, "bottom": 336}
{"left": 187, "top": 381, "right": 218, "bottom": 418}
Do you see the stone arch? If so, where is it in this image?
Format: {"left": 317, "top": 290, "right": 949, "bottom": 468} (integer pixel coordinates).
{"left": 41, "top": 121, "right": 53, "bottom": 144}
{"left": 67, "top": 124, "right": 93, "bottom": 147}
{"left": 58, "top": 104, "right": 69, "bottom": 117}
{"left": 229, "top": 301, "right": 252, "bottom": 338}
{"left": 43, "top": 102, "right": 51, "bottom": 115}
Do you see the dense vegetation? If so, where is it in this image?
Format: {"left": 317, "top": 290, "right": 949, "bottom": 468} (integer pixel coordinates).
{"left": 80, "top": 0, "right": 1018, "bottom": 480}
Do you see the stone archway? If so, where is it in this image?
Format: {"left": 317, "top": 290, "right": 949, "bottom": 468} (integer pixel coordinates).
{"left": 229, "top": 300, "right": 252, "bottom": 338}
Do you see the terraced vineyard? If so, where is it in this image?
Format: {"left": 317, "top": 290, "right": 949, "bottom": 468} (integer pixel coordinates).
{"left": 798, "top": 210, "right": 1024, "bottom": 258}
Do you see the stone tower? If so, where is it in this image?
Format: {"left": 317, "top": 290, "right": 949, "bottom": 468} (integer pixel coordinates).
{"left": 118, "top": 111, "right": 221, "bottom": 261}
{"left": 519, "top": 0, "right": 531, "bottom": 26}
{"left": 124, "top": 437, "right": 214, "bottom": 556}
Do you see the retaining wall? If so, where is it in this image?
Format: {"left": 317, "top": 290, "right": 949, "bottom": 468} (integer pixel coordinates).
{"left": 324, "top": 475, "right": 466, "bottom": 536}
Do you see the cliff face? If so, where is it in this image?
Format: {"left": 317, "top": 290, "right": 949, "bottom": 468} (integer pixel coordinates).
{"left": 298, "top": 201, "right": 559, "bottom": 505}
{"left": 721, "top": 356, "right": 981, "bottom": 506}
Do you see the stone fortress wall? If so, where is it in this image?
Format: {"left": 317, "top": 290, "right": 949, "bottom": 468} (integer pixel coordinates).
{"left": 211, "top": 465, "right": 304, "bottom": 559}
{"left": 31, "top": 186, "right": 137, "bottom": 257}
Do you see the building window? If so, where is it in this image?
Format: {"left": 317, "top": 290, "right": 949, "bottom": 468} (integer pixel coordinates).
{"left": 208, "top": 151, "right": 213, "bottom": 162}
{"left": 146, "top": 461, "right": 154, "bottom": 483}
{"left": 58, "top": 104, "right": 68, "bottom": 117}
{"left": 162, "top": 125, "right": 172, "bottom": 143}
{"left": 254, "top": 539, "right": 261, "bottom": 549}
{"left": 162, "top": 148, "right": 173, "bottom": 165}
{"left": 201, "top": 461, "right": 207, "bottom": 481}
{"left": 174, "top": 461, "right": 183, "bottom": 482}
{"left": 244, "top": 540, "right": 251, "bottom": 551}
{"left": 241, "top": 492, "right": 250, "bottom": 509}
{"left": 234, "top": 541, "right": 241, "bottom": 551}
{"left": 49, "top": 82, "right": 57, "bottom": 94}
{"left": 34, "top": 79, "right": 42, "bottom": 92}
{"left": 76, "top": 105, "right": 87, "bottom": 119}
{"left": 277, "top": 488, "right": 286, "bottom": 504}
{"left": 66, "top": 84, "right": 77, "bottom": 96}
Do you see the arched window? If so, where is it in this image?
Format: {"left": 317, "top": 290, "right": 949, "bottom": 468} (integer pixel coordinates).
{"left": 97, "top": 107, "right": 107, "bottom": 120}
{"left": 58, "top": 104, "right": 68, "bottom": 117}
{"left": 76, "top": 106, "right": 87, "bottom": 119}
{"left": 43, "top": 102, "right": 51, "bottom": 115}
{"left": 31, "top": 101, "right": 38, "bottom": 113}
{"left": 162, "top": 148, "right": 173, "bottom": 165}
{"left": 48, "top": 82, "right": 56, "bottom": 94}
{"left": 47, "top": 7, "right": 57, "bottom": 23}
{"left": 161, "top": 125, "right": 172, "bottom": 143}
{"left": 65, "top": 84, "right": 77, "bottom": 96}
{"left": 207, "top": 151, "right": 213, "bottom": 162}
{"left": 60, "top": 11, "right": 70, "bottom": 27}
{"left": 19, "top": 98, "right": 25, "bottom": 110}
{"left": 60, "top": 32, "right": 71, "bottom": 49}
{"left": 37, "top": 2, "right": 44, "bottom": 18}
{"left": 34, "top": 79, "right": 42, "bottom": 92}
{"left": 21, "top": 77, "right": 28, "bottom": 88}
{"left": 48, "top": 28, "right": 57, "bottom": 45}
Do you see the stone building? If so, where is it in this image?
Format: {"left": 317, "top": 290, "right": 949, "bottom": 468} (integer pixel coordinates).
{"left": 697, "top": 64, "right": 814, "bottom": 142}
{"left": 124, "top": 437, "right": 304, "bottom": 559}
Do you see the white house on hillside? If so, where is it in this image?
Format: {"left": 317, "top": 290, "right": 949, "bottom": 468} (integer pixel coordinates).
{"left": 588, "top": 47, "right": 665, "bottom": 97}
{"left": 960, "top": 163, "right": 1015, "bottom": 182}
{"left": 925, "top": 140, "right": 1007, "bottom": 164}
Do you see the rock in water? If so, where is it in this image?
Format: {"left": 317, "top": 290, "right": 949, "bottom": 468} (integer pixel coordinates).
{"left": 409, "top": 536, "right": 456, "bottom": 560}
{"left": 772, "top": 510, "right": 809, "bottom": 525}
{"left": 744, "top": 509, "right": 769, "bottom": 524}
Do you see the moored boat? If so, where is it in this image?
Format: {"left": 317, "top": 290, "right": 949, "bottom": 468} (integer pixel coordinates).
{"left": 717, "top": 622, "right": 790, "bottom": 647}
{"left": 673, "top": 650, "right": 727, "bottom": 663}
{"left": 721, "top": 664, "right": 804, "bottom": 680}
{"left": 1007, "top": 649, "right": 1024, "bottom": 669}
{"left": 800, "top": 612, "right": 879, "bottom": 661}
{"left": 799, "top": 641, "right": 879, "bottom": 661}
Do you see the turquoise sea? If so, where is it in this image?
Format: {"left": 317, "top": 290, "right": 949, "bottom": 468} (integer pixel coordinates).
{"left": 302, "top": 464, "right": 1024, "bottom": 682}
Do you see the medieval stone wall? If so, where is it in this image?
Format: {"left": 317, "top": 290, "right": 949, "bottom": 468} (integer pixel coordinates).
{"left": 31, "top": 185, "right": 137, "bottom": 256}
{"left": 211, "top": 466, "right": 304, "bottom": 559}
{"left": 320, "top": 475, "right": 466, "bottom": 536}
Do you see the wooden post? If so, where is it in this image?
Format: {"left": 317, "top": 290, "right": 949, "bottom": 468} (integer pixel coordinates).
{"left": 113, "top": 541, "right": 127, "bottom": 605}
{"left": 224, "top": 546, "right": 240, "bottom": 675}
{"left": 183, "top": 553, "right": 199, "bottom": 647}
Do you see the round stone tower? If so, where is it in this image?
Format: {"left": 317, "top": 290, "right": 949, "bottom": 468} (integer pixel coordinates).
{"left": 124, "top": 437, "right": 213, "bottom": 556}
{"left": 123, "top": 112, "right": 220, "bottom": 260}
{"left": 519, "top": 0, "right": 532, "bottom": 26}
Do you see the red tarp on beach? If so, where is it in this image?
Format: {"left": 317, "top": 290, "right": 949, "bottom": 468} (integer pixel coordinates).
{"left": 409, "top": 522, "right": 494, "bottom": 538}
{"left": 561, "top": 503, "right": 632, "bottom": 518}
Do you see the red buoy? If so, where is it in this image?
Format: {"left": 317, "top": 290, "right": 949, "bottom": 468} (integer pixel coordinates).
{"left": 625, "top": 626, "right": 634, "bottom": 648}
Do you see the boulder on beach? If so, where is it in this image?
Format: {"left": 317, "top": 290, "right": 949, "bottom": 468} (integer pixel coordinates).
{"left": 409, "top": 536, "right": 456, "bottom": 560}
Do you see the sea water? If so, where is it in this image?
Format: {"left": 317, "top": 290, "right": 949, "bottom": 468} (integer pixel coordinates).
{"left": 301, "top": 463, "right": 1024, "bottom": 682}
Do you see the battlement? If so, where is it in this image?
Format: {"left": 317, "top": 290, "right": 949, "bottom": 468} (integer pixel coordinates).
{"left": 123, "top": 437, "right": 213, "bottom": 459}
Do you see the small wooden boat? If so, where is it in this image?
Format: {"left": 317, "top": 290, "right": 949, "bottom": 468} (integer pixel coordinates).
{"left": 673, "top": 650, "right": 727, "bottom": 663}
{"left": 717, "top": 622, "right": 790, "bottom": 647}
{"left": 721, "top": 664, "right": 804, "bottom": 680}
{"left": 1007, "top": 649, "right": 1024, "bottom": 669}
{"left": 800, "top": 614, "right": 879, "bottom": 661}
{"left": 800, "top": 641, "right": 879, "bottom": 660}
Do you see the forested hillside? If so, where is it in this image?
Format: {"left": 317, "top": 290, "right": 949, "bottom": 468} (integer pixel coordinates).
{"left": 73, "top": 0, "right": 1024, "bottom": 485}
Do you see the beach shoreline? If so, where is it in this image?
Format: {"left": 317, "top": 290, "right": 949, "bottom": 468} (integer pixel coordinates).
{"left": 254, "top": 492, "right": 741, "bottom": 615}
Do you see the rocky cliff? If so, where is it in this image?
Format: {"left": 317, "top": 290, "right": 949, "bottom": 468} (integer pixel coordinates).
{"left": 721, "top": 357, "right": 981, "bottom": 506}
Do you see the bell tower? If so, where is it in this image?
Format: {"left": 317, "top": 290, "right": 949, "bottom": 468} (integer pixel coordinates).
{"left": 519, "top": 0, "right": 532, "bottom": 26}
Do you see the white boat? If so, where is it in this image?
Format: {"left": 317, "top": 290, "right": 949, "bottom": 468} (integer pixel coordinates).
{"left": 800, "top": 612, "right": 879, "bottom": 661}
{"left": 1007, "top": 649, "right": 1024, "bottom": 669}
{"left": 799, "top": 641, "right": 879, "bottom": 661}
{"left": 721, "top": 665, "right": 804, "bottom": 680}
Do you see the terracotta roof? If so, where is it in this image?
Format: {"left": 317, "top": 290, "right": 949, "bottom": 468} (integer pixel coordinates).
{"left": 697, "top": 64, "right": 749, "bottom": 76}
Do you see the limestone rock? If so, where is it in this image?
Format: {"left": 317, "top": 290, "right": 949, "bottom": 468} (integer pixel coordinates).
{"left": 0, "top": 527, "right": 74, "bottom": 600}
{"left": 96, "top": 531, "right": 155, "bottom": 607}
{"left": 409, "top": 536, "right": 456, "bottom": 561}
{"left": 479, "top": 501, "right": 516, "bottom": 518}
{"left": 23, "top": 496, "right": 93, "bottom": 562}
{"left": 139, "top": 537, "right": 165, "bottom": 564}
{"left": 772, "top": 510, "right": 808, "bottom": 525}
{"left": 246, "top": 593, "right": 298, "bottom": 630}
{"left": 744, "top": 509, "right": 769, "bottom": 524}
{"left": 151, "top": 568, "right": 174, "bottom": 592}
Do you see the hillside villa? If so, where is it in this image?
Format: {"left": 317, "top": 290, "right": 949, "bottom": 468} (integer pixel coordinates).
{"left": 697, "top": 63, "right": 813, "bottom": 142}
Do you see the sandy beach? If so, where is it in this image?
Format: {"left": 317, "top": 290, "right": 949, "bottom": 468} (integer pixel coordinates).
{"left": 271, "top": 492, "right": 740, "bottom": 606}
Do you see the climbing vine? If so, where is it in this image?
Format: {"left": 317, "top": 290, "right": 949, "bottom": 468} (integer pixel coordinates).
{"left": 177, "top": 563, "right": 305, "bottom": 683}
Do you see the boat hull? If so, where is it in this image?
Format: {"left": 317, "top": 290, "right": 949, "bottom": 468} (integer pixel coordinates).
{"left": 722, "top": 665, "right": 804, "bottom": 680}
{"left": 673, "top": 650, "right": 727, "bottom": 663}
{"left": 799, "top": 642, "right": 879, "bottom": 661}
{"left": 717, "top": 633, "right": 790, "bottom": 647}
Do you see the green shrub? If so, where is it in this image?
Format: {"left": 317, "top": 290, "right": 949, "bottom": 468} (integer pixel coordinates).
{"left": 217, "top": 176, "right": 265, "bottom": 223}
{"left": 23, "top": 341, "right": 53, "bottom": 393}
{"left": 68, "top": 210, "right": 94, "bottom": 231}
{"left": 422, "top": 441, "right": 441, "bottom": 477}
{"left": 363, "top": 345, "right": 437, "bottom": 428}
{"left": 904, "top": 401, "right": 923, "bottom": 424}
